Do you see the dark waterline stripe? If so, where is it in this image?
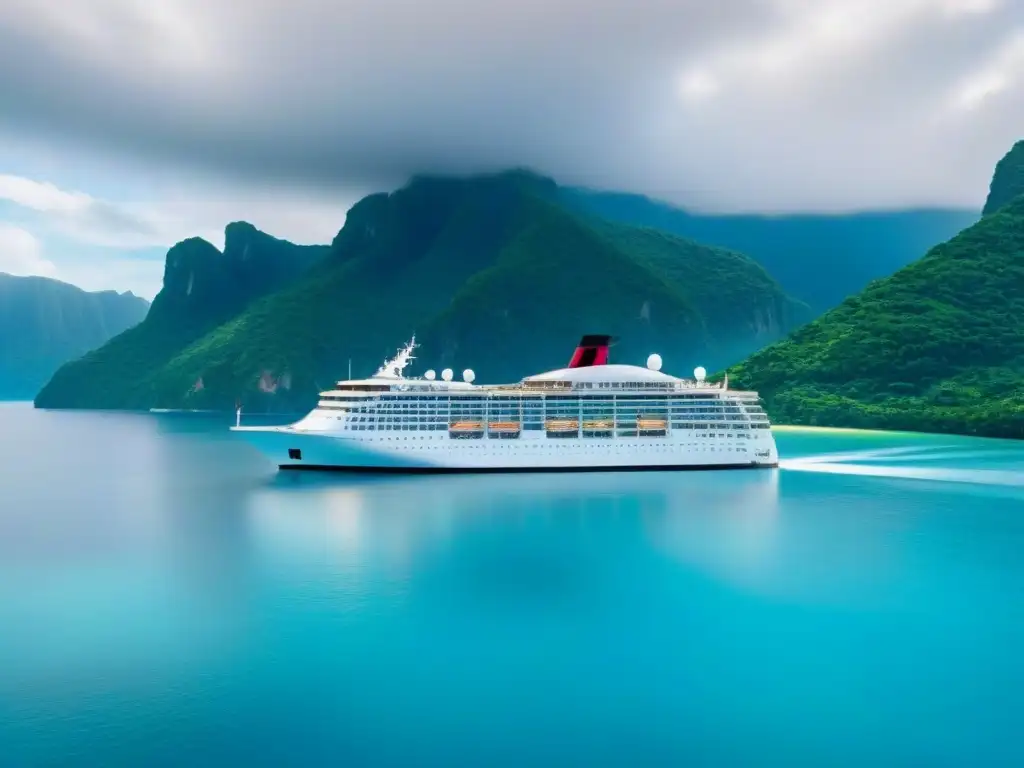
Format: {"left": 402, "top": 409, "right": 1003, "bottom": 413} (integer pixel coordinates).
{"left": 278, "top": 463, "right": 779, "bottom": 474}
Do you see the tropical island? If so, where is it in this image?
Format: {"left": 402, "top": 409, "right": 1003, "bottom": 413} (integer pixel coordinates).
{"left": 728, "top": 140, "right": 1024, "bottom": 439}
{"left": 32, "top": 140, "right": 1022, "bottom": 442}
{"left": 35, "top": 171, "right": 811, "bottom": 413}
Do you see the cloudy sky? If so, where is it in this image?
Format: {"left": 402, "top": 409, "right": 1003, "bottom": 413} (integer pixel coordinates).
{"left": 0, "top": 0, "right": 1021, "bottom": 298}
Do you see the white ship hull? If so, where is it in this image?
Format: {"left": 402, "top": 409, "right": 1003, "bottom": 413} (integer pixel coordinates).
{"left": 232, "top": 426, "right": 779, "bottom": 473}
{"left": 231, "top": 335, "right": 780, "bottom": 474}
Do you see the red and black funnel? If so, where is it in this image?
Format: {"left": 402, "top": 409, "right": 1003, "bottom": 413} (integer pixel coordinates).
{"left": 567, "top": 334, "right": 613, "bottom": 368}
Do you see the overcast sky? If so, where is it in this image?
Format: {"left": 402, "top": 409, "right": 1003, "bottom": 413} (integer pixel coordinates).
{"left": 0, "top": 0, "right": 1021, "bottom": 297}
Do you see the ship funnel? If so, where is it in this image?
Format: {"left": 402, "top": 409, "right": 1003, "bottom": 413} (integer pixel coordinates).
{"left": 567, "top": 334, "right": 613, "bottom": 368}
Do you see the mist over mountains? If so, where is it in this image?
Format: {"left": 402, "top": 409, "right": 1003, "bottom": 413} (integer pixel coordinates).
{"left": 0, "top": 274, "right": 149, "bottom": 400}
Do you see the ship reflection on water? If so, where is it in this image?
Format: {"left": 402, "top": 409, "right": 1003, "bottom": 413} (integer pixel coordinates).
{"left": 244, "top": 445, "right": 1024, "bottom": 612}
{"left": 244, "top": 469, "right": 783, "bottom": 604}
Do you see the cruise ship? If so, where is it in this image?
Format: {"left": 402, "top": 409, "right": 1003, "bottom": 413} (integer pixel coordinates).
{"left": 231, "top": 335, "right": 778, "bottom": 473}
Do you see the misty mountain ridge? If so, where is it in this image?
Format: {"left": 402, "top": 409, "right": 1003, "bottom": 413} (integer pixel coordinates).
{"left": 33, "top": 164, "right": 986, "bottom": 414}
{"left": 35, "top": 170, "right": 809, "bottom": 412}
{"left": 0, "top": 273, "right": 151, "bottom": 400}
{"left": 562, "top": 186, "right": 977, "bottom": 312}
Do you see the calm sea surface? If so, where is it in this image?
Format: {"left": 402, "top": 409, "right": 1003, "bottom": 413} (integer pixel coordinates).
{"left": 2, "top": 403, "right": 1024, "bottom": 766}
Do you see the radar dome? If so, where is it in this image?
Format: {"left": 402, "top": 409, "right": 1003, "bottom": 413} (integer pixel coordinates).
{"left": 646, "top": 353, "right": 663, "bottom": 372}
{"left": 441, "top": 368, "right": 454, "bottom": 382}
{"left": 694, "top": 366, "right": 707, "bottom": 382}
{"left": 424, "top": 369, "right": 436, "bottom": 381}
{"left": 463, "top": 369, "right": 476, "bottom": 383}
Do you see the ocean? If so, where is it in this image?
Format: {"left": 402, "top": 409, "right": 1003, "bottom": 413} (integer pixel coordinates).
{"left": 2, "top": 402, "right": 1023, "bottom": 766}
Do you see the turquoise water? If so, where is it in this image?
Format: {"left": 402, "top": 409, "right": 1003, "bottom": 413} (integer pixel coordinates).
{"left": 2, "top": 403, "right": 1024, "bottom": 766}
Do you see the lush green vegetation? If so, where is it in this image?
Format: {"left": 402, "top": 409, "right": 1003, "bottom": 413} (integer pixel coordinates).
{"left": 36, "top": 170, "right": 808, "bottom": 413}
{"left": 596, "top": 221, "right": 812, "bottom": 357}
{"left": 0, "top": 274, "right": 149, "bottom": 400}
{"left": 564, "top": 187, "right": 977, "bottom": 313}
{"left": 35, "top": 224, "right": 328, "bottom": 409}
{"left": 728, "top": 194, "right": 1024, "bottom": 438}
{"left": 983, "top": 140, "right": 1024, "bottom": 216}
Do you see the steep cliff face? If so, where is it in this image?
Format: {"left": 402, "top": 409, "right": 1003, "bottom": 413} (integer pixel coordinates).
{"left": 982, "top": 140, "right": 1024, "bottom": 216}
{"left": 0, "top": 274, "right": 150, "bottom": 399}
{"left": 747, "top": 304, "right": 785, "bottom": 339}
{"left": 148, "top": 224, "right": 329, "bottom": 333}
{"left": 34, "top": 224, "right": 329, "bottom": 409}
{"left": 146, "top": 237, "right": 225, "bottom": 334}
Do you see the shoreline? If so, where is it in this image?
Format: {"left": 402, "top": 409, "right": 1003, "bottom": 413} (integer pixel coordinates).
{"left": 13, "top": 401, "right": 1024, "bottom": 444}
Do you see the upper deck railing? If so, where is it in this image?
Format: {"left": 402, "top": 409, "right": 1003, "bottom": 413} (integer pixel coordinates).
{"left": 325, "top": 380, "right": 761, "bottom": 399}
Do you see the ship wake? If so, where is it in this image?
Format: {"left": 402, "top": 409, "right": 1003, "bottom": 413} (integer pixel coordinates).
{"left": 780, "top": 445, "right": 1024, "bottom": 489}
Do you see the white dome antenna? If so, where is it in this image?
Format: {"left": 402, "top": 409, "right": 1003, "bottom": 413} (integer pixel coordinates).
{"left": 646, "top": 353, "right": 662, "bottom": 372}
{"left": 694, "top": 366, "right": 707, "bottom": 382}
{"left": 424, "top": 369, "right": 436, "bottom": 381}
{"left": 441, "top": 368, "right": 454, "bottom": 382}
{"left": 463, "top": 368, "right": 476, "bottom": 383}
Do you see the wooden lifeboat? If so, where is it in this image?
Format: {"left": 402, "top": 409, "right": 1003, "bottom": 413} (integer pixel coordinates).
{"left": 449, "top": 421, "right": 484, "bottom": 431}
{"left": 545, "top": 419, "right": 579, "bottom": 432}
{"left": 637, "top": 418, "right": 668, "bottom": 430}
{"left": 488, "top": 421, "right": 521, "bottom": 431}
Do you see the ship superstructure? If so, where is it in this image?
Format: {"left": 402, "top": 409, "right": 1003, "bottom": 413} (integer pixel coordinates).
{"left": 232, "top": 335, "right": 778, "bottom": 472}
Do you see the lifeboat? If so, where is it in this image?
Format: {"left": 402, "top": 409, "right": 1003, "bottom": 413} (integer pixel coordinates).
{"left": 545, "top": 419, "right": 579, "bottom": 432}
{"left": 488, "top": 421, "right": 521, "bottom": 431}
{"left": 449, "top": 421, "right": 484, "bottom": 431}
{"left": 637, "top": 418, "right": 667, "bottom": 430}
{"left": 582, "top": 420, "right": 614, "bottom": 430}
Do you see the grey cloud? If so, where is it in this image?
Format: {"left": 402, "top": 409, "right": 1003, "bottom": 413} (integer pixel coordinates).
{"left": 0, "top": 0, "right": 1021, "bottom": 212}
{"left": 78, "top": 199, "right": 165, "bottom": 240}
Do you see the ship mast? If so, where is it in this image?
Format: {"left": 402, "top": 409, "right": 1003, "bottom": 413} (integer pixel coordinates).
{"left": 374, "top": 336, "right": 418, "bottom": 379}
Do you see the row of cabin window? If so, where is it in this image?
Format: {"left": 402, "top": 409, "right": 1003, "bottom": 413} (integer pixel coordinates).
{"left": 322, "top": 393, "right": 755, "bottom": 405}
{"left": 336, "top": 415, "right": 763, "bottom": 426}
{"left": 345, "top": 424, "right": 766, "bottom": 435}
{"left": 340, "top": 420, "right": 764, "bottom": 431}
{"left": 323, "top": 412, "right": 768, "bottom": 428}
{"left": 328, "top": 404, "right": 760, "bottom": 416}
{"left": 574, "top": 382, "right": 695, "bottom": 390}
{"left": 334, "top": 403, "right": 742, "bottom": 410}
{"left": 340, "top": 413, "right": 760, "bottom": 424}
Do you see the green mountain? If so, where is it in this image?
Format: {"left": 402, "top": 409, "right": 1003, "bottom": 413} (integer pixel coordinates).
{"left": 728, "top": 188, "right": 1024, "bottom": 439}
{"left": 563, "top": 188, "right": 977, "bottom": 313}
{"left": 982, "top": 140, "right": 1024, "bottom": 216}
{"left": 0, "top": 273, "right": 150, "bottom": 400}
{"left": 34, "top": 222, "right": 330, "bottom": 409}
{"left": 36, "top": 170, "right": 809, "bottom": 413}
